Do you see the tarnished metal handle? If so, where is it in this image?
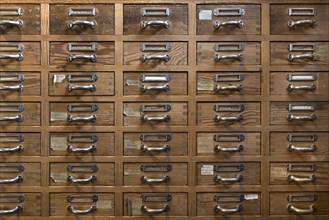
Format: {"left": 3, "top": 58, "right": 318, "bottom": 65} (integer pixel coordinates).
{"left": 288, "top": 174, "right": 316, "bottom": 183}
{"left": 141, "top": 205, "right": 170, "bottom": 214}
{"left": 67, "top": 54, "right": 96, "bottom": 62}
{"left": 287, "top": 204, "right": 315, "bottom": 214}
{"left": 213, "top": 20, "right": 244, "bottom": 29}
{"left": 67, "top": 145, "right": 97, "bottom": 153}
{"left": 214, "top": 115, "right": 243, "bottom": 122}
{"left": 140, "top": 54, "right": 170, "bottom": 62}
{"left": 0, "top": 115, "right": 23, "bottom": 122}
{"left": 67, "top": 84, "right": 96, "bottom": 92}
{"left": 213, "top": 174, "right": 243, "bottom": 183}
{"left": 288, "top": 20, "right": 317, "bottom": 28}
{"left": 0, "top": 145, "right": 24, "bottom": 153}
{"left": 67, "top": 175, "right": 97, "bottom": 183}
{"left": 287, "top": 84, "right": 316, "bottom": 92}
{"left": 67, "top": 115, "right": 96, "bottom": 122}
{"left": 141, "top": 144, "right": 170, "bottom": 152}
{"left": 0, "top": 85, "right": 24, "bottom": 91}
{"left": 67, "top": 20, "right": 97, "bottom": 29}
{"left": 287, "top": 114, "right": 316, "bottom": 121}
{"left": 67, "top": 205, "right": 97, "bottom": 215}
{"left": 140, "top": 20, "right": 170, "bottom": 29}
{"left": 214, "top": 54, "right": 244, "bottom": 62}
{"left": 141, "top": 175, "right": 170, "bottom": 183}
{"left": 0, "top": 175, "right": 23, "bottom": 184}
{"left": 214, "top": 84, "right": 243, "bottom": 92}
{"left": 0, "top": 54, "right": 23, "bottom": 61}
{"left": 287, "top": 144, "right": 317, "bottom": 152}
{"left": 214, "top": 144, "right": 243, "bottom": 153}
{"left": 288, "top": 54, "right": 314, "bottom": 61}
{"left": 141, "top": 114, "right": 170, "bottom": 122}
{"left": 140, "top": 84, "right": 170, "bottom": 92}
{"left": 214, "top": 204, "right": 242, "bottom": 213}
{"left": 0, "top": 20, "right": 23, "bottom": 28}
{"left": 0, "top": 205, "right": 23, "bottom": 215}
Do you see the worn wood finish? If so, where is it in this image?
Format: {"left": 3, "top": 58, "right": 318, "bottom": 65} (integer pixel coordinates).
{"left": 0, "top": 102, "right": 41, "bottom": 126}
{"left": 0, "top": 162, "right": 41, "bottom": 186}
{"left": 0, "top": 193, "right": 41, "bottom": 216}
{"left": 0, "top": 133, "right": 41, "bottom": 157}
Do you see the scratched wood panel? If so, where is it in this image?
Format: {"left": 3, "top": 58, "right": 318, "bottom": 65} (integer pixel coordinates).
{"left": 0, "top": 193, "right": 41, "bottom": 216}
{"left": 0, "top": 102, "right": 41, "bottom": 126}
{"left": 0, "top": 163, "right": 41, "bottom": 186}
{"left": 0, "top": 133, "right": 41, "bottom": 157}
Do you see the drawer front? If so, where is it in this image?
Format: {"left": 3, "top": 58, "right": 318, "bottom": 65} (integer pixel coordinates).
{"left": 197, "top": 72, "right": 261, "bottom": 96}
{"left": 123, "top": 102, "right": 188, "bottom": 126}
{"left": 50, "top": 133, "right": 114, "bottom": 156}
{"left": 50, "top": 4, "right": 114, "bottom": 35}
{"left": 0, "top": 102, "right": 41, "bottom": 126}
{"left": 270, "top": 102, "right": 329, "bottom": 126}
{"left": 123, "top": 4, "right": 188, "bottom": 35}
{"left": 50, "top": 193, "right": 114, "bottom": 216}
{"left": 197, "top": 162, "right": 261, "bottom": 186}
{"left": 197, "top": 42, "right": 261, "bottom": 65}
{"left": 197, "top": 192, "right": 261, "bottom": 216}
{"left": 123, "top": 42, "right": 188, "bottom": 65}
{"left": 50, "top": 102, "right": 114, "bottom": 126}
{"left": 270, "top": 192, "right": 329, "bottom": 215}
{"left": 124, "top": 193, "right": 187, "bottom": 216}
{"left": 50, "top": 163, "right": 114, "bottom": 186}
{"left": 0, "top": 4, "right": 40, "bottom": 35}
{"left": 123, "top": 162, "right": 188, "bottom": 186}
{"left": 270, "top": 162, "right": 329, "bottom": 185}
{"left": 197, "top": 102, "right": 261, "bottom": 127}
{"left": 196, "top": 5, "right": 261, "bottom": 35}
{"left": 49, "top": 72, "right": 114, "bottom": 96}
{"left": 270, "top": 42, "right": 329, "bottom": 65}
{"left": 197, "top": 132, "right": 261, "bottom": 156}
{"left": 123, "top": 72, "right": 188, "bottom": 96}
{"left": 0, "top": 133, "right": 41, "bottom": 157}
{"left": 0, "top": 193, "right": 41, "bottom": 216}
{"left": 0, "top": 163, "right": 40, "bottom": 186}
{"left": 271, "top": 4, "right": 329, "bottom": 35}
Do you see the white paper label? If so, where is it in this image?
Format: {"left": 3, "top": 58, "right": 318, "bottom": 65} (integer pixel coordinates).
{"left": 50, "top": 137, "right": 67, "bottom": 151}
{"left": 244, "top": 194, "right": 259, "bottom": 200}
{"left": 53, "top": 74, "right": 66, "bottom": 84}
{"left": 201, "top": 165, "right": 214, "bottom": 175}
{"left": 128, "top": 198, "right": 142, "bottom": 215}
{"left": 97, "top": 200, "right": 112, "bottom": 209}
{"left": 124, "top": 139, "right": 140, "bottom": 149}
{"left": 50, "top": 172, "right": 67, "bottom": 183}
{"left": 124, "top": 169, "right": 142, "bottom": 175}
{"left": 125, "top": 80, "right": 139, "bottom": 86}
{"left": 199, "top": 10, "right": 212, "bottom": 20}
{"left": 50, "top": 112, "right": 68, "bottom": 121}
{"left": 197, "top": 136, "right": 213, "bottom": 153}
{"left": 123, "top": 109, "right": 140, "bottom": 117}
{"left": 271, "top": 167, "right": 287, "bottom": 177}
{"left": 197, "top": 80, "right": 214, "bottom": 91}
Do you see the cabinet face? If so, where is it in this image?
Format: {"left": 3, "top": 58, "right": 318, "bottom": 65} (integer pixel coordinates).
{"left": 0, "top": 102, "right": 41, "bottom": 126}
{"left": 0, "top": 133, "right": 41, "bottom": 157}
{"left": 0, "top": 193, "right": 41, "bottom": 216}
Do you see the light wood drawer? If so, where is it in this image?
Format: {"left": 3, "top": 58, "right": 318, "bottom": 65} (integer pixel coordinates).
{"left": 123, "top": 4, "right": 188, "bottom": 35}
{"left": 0, "top": 193, "right": 41, "bottom": 216}
{"left": 124, "top": 193, "right": 188, "bottom": 216}
{"left": 50, "top": 193, "right": 114, "bottom": 216}
{"left": 196, "top": 5, "right": 261, "bottom": 35}
{"left": 50, "top": 4, "right": 114, "bottom": 35}
{"left": 197, "top": 192, "right": 261, "bottom": 216}
{"left": 0, "top": 133, "right": 41, "bottom": 157}
{"left": 0, "top": 102, "right": 41, "bottom": 126}
{"left": 0, "top": 163, "right": 40, "bottom": 186}
{"left": 197, "top": 162, "right": 261, "bottom": 186}
{"left": 123, "top": 42, "right": 188, "bottom": 65}
{"left": 49, "top": 132, "right": 114, "bottom": 156}
{"left": 0, "top": 4, "right": 40, "bottom": 35}
{"left": 50, "top": 163, "right": 114, "bottom": 186}
{"left": 50, "top": 102, "right": 114, "bottom": 126}
{"left": 271, "top": 4, "right": 329, "bottom": 35}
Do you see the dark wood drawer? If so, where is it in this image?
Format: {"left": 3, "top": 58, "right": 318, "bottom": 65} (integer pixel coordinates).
{"left": 0, "top": 133, "right": 41, "bottom": 157}
{"left": 0, "top": 163, "right": 40, "bottom": 186}
{"left": 0, "top": 193, "right": 41, "bottom": 216}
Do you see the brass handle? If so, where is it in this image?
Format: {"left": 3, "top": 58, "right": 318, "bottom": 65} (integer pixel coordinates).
{"left": 140, "top": 84, "right": 170, "bottom": 92}
{"left": 287, "top": 144, "right": 317, "bottom": 152}
{"left": 141, "top": 205, "right": 170, "bottom": 214}
{"left": 0, "top": 85, "right": 24, "bottom": 91}
{"left": 67, "top": 145, "right": 97, "bottom": 153}
{"left": 287, "top": 114, "right": 316, "bottom": 121}
{"left": 67, "top": 20, "right": 97, "bottom": 29}
{"left": 0, "top": 175, "right": 23, "bottom": 184}
{"left": 214, "top": 204, "right": 242, "bottom": 213}
{"left": 288, "top": 54, "right": 314, "bottom": 61}
{"left": 288, "top": 174, "right": 316, "bottom": 183}
{"left": 141, "top": 114, "right": 170, "bottom": 122}
{"left": 214, "top": 144, "right": 243, "bottom": 153}
{"left": 67, "top": 54, "right": 96, "bottom": 62}
{"left": 287, "top": 84, "right": 316, "bottom": 92}
{"left": 141, "top": 144, "right": 170, "bottom": 152}
{"left": 67, "top": 205, "right": 97, "bottom": 215}
{"left": 287, "top": 204, "right": 315, "bottom": 214}
{"left": 67, "top": 84, "right": 96, "bottom": 92}
{"left": 67, "top": 175, "right": 97, "bottom": 183}
{"left": 0, "top": 54, "right": 23, "bottom": 61}
{"left": 0, "top": 205, "right": 23, "bottom": 215}
{"left": 213, "top": 174, "right": 243, "bottom": 182}
{"left": 0, "top": 145, "right": 24, "bottom": 153}
{"left": 0, "top": 115, "right": 23, "bottom": 122}
{"left": 67, "top": 115, "right": 96, "bottom": 122}
{"left": 140, "top": 54, "right": 170, "bottom": 62}
{"left": 214, "top": 84, "right": 243, "bottom": 92}
{"left": 214, "top": 54, "right": 244, "bottom": 62}
{"left": 140, "top": 20, "right": 170, "bottom": 29}
{"left": 0, "top": 20, "right": 23, "bottom": 28}
{"left": 141, "top": 175, "right": 170, "bottom": 183}
{"left": 288, "top": 20, "right": 317, "bottom": 28}
{"left": 214, "top": 115, "right": 243, "bottom": 122}
{"left": 213, "top": 20, "right": 244, "bottom": 29}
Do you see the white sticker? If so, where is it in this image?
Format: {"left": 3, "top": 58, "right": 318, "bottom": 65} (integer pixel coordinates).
{"left": 199, "top": 10, "right": 212, "bottom": 20}
{"left": 124, "top": 169, "right": 142, "bottom": 175}
{"left": 124, "top": 139, "right": 140, "bottom": 149}
{"left": 53, "top": 74, "right": 66, "bottom": 84}
{"left": 197, "top": 136, "right": 213, "bottom": 153}
{"left": 123, "top": 109, "right": 140, "bottom": 117}
{"left": 50, "top": 137, "right": 67, "bottom": 151}
{"left": 201, "top": 165, "right": 214, "bottom": 175}
{"left": 197, "top": 80, "right": 214, "bottom": 91}
{"left": 50, "top": 172, "right": 67, "bottom": 183}
{"left": 97, "top": 200, "right": 112, "bottom": 209}
{"left": 125, "top": 80, "right": 140, "bottom": 86}
{"left": 50, "top": 112, "right": 68, "bottom": 121}
{"left": 244, "top": 194, "right": 259, "bottom": 200}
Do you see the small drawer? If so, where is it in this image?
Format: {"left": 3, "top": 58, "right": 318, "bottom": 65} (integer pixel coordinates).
{"left": 197, "top": 162, "right": 261, "bottom": 186}
{"left": 197, "top": 102, "right": 261, "bottom": 127}
{"left": 50, "top": 102, "right": 114, "bottom": 126}
{"left": 0, "top": 102, "right": 41, "bottom": 126}
{"left": 271, "top": 5, "right": 329, "bottom": 35}
{"left": 49, "top": 72, "right": 114, "bottom": 96}
{"left": 123, "top": 102, "right": 188, "bottom": 126}
{"left": 50, "top": 4, "right": 114, "bottom": 35}
{"left": 270, "top": 162, "right": 329, "bottom": 185}
{"left": 50, "top": 193, "right": 114, "bottom": 216}
{"left": 197, "top": 132, "right": 261, "bottom": 156}
{"left": 123, "top": 4, "right": 188, "bottom": 35}
{"left": 0, "top": 4, "right": 41, "bottom": 35}
{"left": 123, "top": 162, "right": 188, "bottom": 186}
{"left": 197, "top": 72, "right": 261, "bottom": 95}
{"left": 50, "top": 132, "right": 114, "bottom": 156}
{"left": 124, "top": 193, "right": 187, "bottom": 216}
{"left": 197, "top": 42, "right": 261, "bottom": 65}
{"left": 196, "top": 5, "right": 261, "bottom": 35}
{"left": 123, "top": 72, "right": 187, "bottom": 96}
{"left": 124, "top": 132, "right": 188, "bottom": 156}
{"left": 0, "top": 163, "right": 40, "bottom": 186}
{"left": 123, "top": 42, "right": 188, "bottom": 65}
{"left": 0, "top": 193, "right": 41, "bottom": 216}
{"left": 197, "top": 192, "right": 261, "bottom": 216}
{"left": 50, "top": 163, "right": 114, "bottom": 186}
{"left": 270, "top": 192, "right": 329, "bottom": 215}
{"left": 0, "top": 133, "right": 41, "bottom": 156}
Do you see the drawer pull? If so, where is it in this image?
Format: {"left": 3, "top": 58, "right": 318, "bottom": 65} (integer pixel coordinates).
{"left": 287, "top": 204, "right": 315, "bottom": 214}
{"left": 287, "top": 114, "right": 316, "bottom": 121}
{"left": 0, "top": 175, "right": 23, "bottom": 184}
{"left": 214, "top": 144, "right": 243, "bottom": 152}
{"left": 214, "top": 174, "right": 243, "bottom": 182}
{"left": 141, "top": 144, "right": 170, "bottom": 152}
{"left": 214, "top": 84, "right": 243, "bottom": 92}
{"left": 141, "top": 8, "right": 171, "bottom": 17}
{"left": 214, "top": 115, "right": 243, "bottom": 122}
{"left": 141, "top": 204, "right": 170, "bottom": 214}
{"left": 67, "top": 20, "right": 97, "bottom": 29}
{"left": 0, "top": 115, "right": 23, "bottom": 122}
{"left": 67, "top": 175, "right": 97, "bottom": 183}
{"left": 67, "top": 145, "right": 96, "bottom": 153}
{"left": 288, "top": 54, "right": 314, "bottom": 62}
{"left": 213, "top": 20, "right": 243, "bottom": 29}
{"left": 213, "top": 8, "right": 245, "bottom": 16}
{"left": 67, "top": 115, "right": 96, "bottom": 122}
{"left": 67, "top": 84, "right": 96, "bottom": 92}
{"left": 67, "top": 54, "right": 96, "bottom": 62}
{"left": 288, "top": 174, "right": 316, "bottom": 183}
{"left": 141, "top": 114, "right": 170, "bottom": 122}
{"left": 0, "top": 54, "right": 23, "bottom": 61}
{"left": 288, "top": 19, "right": 317, "bottom": 28}
{"left": 140, "top": 20, "right": 170, "bottom": 29}
{"left": 214, "top": 204, "right": 242, "bottom": 213}
{"left": 0, "top": 205, "right": 22, "bottom": 215}
{"left": 67, "top": 205, "right": 96, "bottom": 215}
{"left": 140, "top": 54, "right": 170, "bottom": 62}
{"left": 287, "top": 144, "right": 317, "bottom": 152}
{"left": 0, "top": 20, "right": 23, "bottom": 28}
{"left": 140, "top": 84, "right": 170, "bottom": 92}
{"left": 0, "top": 145, "right": 23, "bottom": 153}
{"left": 288, "top": 8, "right": 316, "bottom": 16}
{"left": 287, "top": 84, "right": 316, "bottom": 92}
{"left": 214, "top": 54, "right": 244, "bottom": 62}
{"left": 0, "top": 85, "right": 23, "bottom": 91}
{"left": 141, "top": 175, "right": 170, "bottom": 183}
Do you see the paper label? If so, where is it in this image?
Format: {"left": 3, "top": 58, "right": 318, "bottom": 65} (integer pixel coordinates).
{"left": 50, "top": 137, "right": 67, "bottom": 151}
{"left": 123, "top": 108, "right": 140, "bottom": 117}
{"left": 201, "top": 165, "right": 214, "bottom": 175}
{"left": 197, "top": 136, "right": 213, "bottom": 153}
{"left": 125, "top": 80, "right": 140, "bottom": 86}
{"left": 97, "top": 200, "right": 112, "bottom": 209}
{"left": 124, "top": 169, "right": 142, "bottom": 175}
{"left": 50, "top": 112, "right": 68, "bottom": 121}
{"left": 199, "top": 10, "right": 212, "bottom": 20}
{"left": 244, "top": 194, "right": 259, "bottom": 200}
{"left": 50, "top": 172, "right": 67, "bottom": 183}
{"left": 197, "top": 80, "right": 214, "bottom": 91}
{"left": 128, "top": 198, "right": 142, "bottom": 216}
{"left": 271, "top": 167, "right": 287, "bottom": 177}
{"left": 124, "top": 139, "right": 140, "bottom": 149}
{"left": 53, "top": 74, "right": 66, "bottom": 84}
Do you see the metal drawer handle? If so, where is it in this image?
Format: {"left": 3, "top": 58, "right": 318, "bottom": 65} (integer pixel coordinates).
{"left": 0, "top": 20, "right": 23, "bottom": 28}
{"left": 214, "top": 144, "right": 243, "bottom": 153}
{"left": 0, "top": 85, "right": 24, "bottom": 91}
{"left": 141, "top": 144, "right": 170, "bottom": 152}
{"left": 214, "top": 174, "right": 243, "bottom": 182}
{"left": 287, "top": 84, "right": 316, "bottom": 92}
{"left": 0, "top": 115, "right": 23, "bottom": 122}
{"left": 140, "top": 84, "right": 170, "bottom": 92}
{"left": 287, "top": 144, "right": 317, "bottom": 152}
{"left": 214, "top": 204, "right": 242, "bottom": 213}
{"left": 0, "top": 145, "right": 24, "bottom": 153}
{"left": 287, "top": 114, "right": 316, "bottom": 121}
{"left": 288, "top": 20, "right": 317, "bottom": 28}
{"left": 214, "top": 84, "right": 243, "bottom": 92}
{"left": 67, "top": 54, "right": 96, "bottom": 62}
{"left": 140, "top": 54, "right": 170, "bottom": 62}
{"left": 287, "top": 204, "right": 315, "bottom": 214}
{"left": 288, "top": 54, "right": 314, "bottom": 61}
{"left": 0, "top": 175, "right": 23, "bottom": 184}
{"left": 0, "top": 205, "right": 23, "bottom": 215}
{"left": 67, "top": 114, "right": 96, "bottom": 122}
{"left": 288, "top": 174, "right": 316, "bottom": 183}
{"left": 214, "top": 54, "right": 244, "bottom": 62}
{"left": 68, "top": 205, "right": 97, "bottom": 215}
{"left": 67, "top": 20, "right": 97, "bottom": 29}
{"left": 213, "top": 20, "right": 244, "bottom": 29}
{"left": 67, "top": 84, "right": 96, "bottom": 92}
{"left": 141, "top": 114, "right": 170, "bottom": 122}
{"left": 140, "top": 20, "right": 170, "bottom": 29}
{"left": 67, "top": 145, "right": 97, "bottom": 153}
{"left": 141, "top": 204, "right": 170, "bottom": 214}
{"left": 214, "top": 115, "right": 243, "bottom": 122}
{"left": 141, "top": 175, "right": 170, "bottom": 183}
{"left": 67, "top": 175, "right": 97, "bottom": 183}
{"left": 0, "top": 54, "right": 23, "bottom": 61}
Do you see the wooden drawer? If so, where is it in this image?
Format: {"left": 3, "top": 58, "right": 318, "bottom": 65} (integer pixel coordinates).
{"left": 123, "top": 72, "right": 188, "bottom": 96}
{"left": 270, "top": 192, "right": 329, "bottom": 215}
{"left": 123, "top": 102, "right": 188, "bottom": 127}
{"left": 124, "top": 132, "right": 188, "bottom": 156}
{"left": 197, "top": 162, "right": 261, "bottom": 186}
{"left": 197, "top": 42, "right": 261, "bottom": 65}
{"left": 0, "top": 133, "right": 41, "bottom": 157}
{"left": 0, "top": 4, "right": 40, "bottom": 35}
{"left": 270, "top": 102, "right": 329, "bottom": 126}
{"left": 0, "top": 102, "right": 41, "bottom": 126}
{"left": 0, "top": 193, "right": 41, "bottom": 216}
{"left": 124, "top": 193, "right": 187, "bottom": 216}
{"left": 197, "top": 192, "right": 261, "bottom": 216}
{"left": 123, "top": 42, "right": 188, "bottom": 65}
{"left": 197, "top": 102, "right": 261, "bottom": 127}
{"left": 123, "top": 4, "right": 188, "bottom": 35}
{"left": 50, "top": 102, "right": 114, "bottom": 126}
{"left": 270, "top": 42, "right": 329, "bottom": 65}
{"left": 50, "top": 132, "right": 114, "bottom": 156}
{"left": 50, "top": 163, "right": 114, "bottom": 186}
{"left": 49, "top": 72, "right": 114, "bottom": 96}
{"left": 271, "top": 5, "right": 329, "bottom": 35}
{"left": 270, "top": 162, "right": 329, "bottom": 185}
{"left": 50, "top": 193, "right": 114, "bottom": 216}
{"left": 197, "top": 72, "right": 261, "bottom": 96}
{"left": 123, "top": 162, "right": 188, "bottom": 186}
{"left": 197, "top": 132, "right": 261, "bottom": 156}
{"left": 49, "top": 4, "right": 114, "bottom": 35}
{"left": 196, "top": 5, "right": 261, "bottom": 35}
{"left": 0, "top": 163, "right": 40, "bottom": 186}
